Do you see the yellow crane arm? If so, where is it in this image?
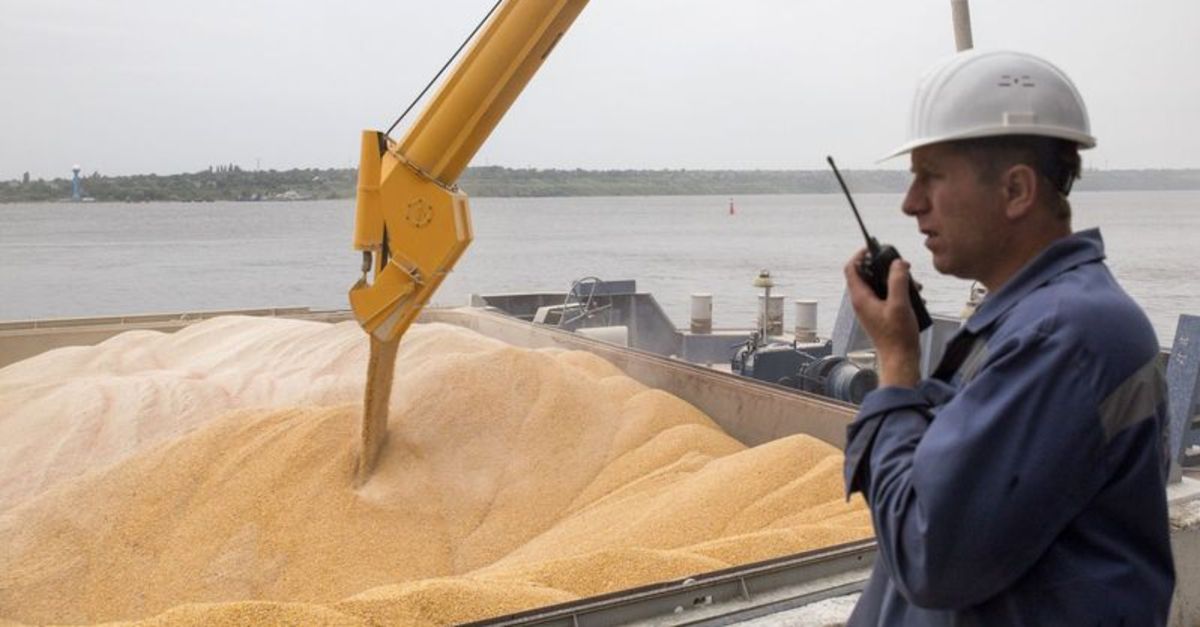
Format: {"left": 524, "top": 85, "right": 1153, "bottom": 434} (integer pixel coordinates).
{"left": 350, "top": 0, "right": 589, "bottom": 342}
{"left": 349, "top": 0, "right": 589, "bottom": 482}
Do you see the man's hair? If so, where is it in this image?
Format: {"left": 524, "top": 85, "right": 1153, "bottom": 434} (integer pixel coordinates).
{"left": 950, "top": 135, "right": 1082, "bottom": 221}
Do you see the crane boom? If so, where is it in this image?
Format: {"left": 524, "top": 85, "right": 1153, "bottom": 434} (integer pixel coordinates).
{"left": 350, "top": 0, "right": 589, "bottom": 482}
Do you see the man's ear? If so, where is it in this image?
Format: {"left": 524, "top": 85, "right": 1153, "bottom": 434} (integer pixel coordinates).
{"left": 1001, "top": 164, "right": 1038, "bottom": 220}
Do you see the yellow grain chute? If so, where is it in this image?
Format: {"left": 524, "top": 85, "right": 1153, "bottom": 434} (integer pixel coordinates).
{"left": 349, "top": 0, "right": 589, "bottom": 481}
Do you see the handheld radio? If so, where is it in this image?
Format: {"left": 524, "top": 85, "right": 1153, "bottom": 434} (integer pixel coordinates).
{"left": 827, "top": 155, "right": 932, "bottom": 332}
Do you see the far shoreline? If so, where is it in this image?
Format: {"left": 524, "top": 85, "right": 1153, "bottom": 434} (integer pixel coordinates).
{"left": 3, "top": 166, "right": 1199, "bottom": 204}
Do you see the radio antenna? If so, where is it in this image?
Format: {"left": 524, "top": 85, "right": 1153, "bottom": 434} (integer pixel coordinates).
{"left": 826, "top": 156, "right": 878, "bottom": 254}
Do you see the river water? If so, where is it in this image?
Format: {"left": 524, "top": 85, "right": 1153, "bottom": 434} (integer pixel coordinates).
{"left": 2, "top": 191, "right": 1197, "bottom": 346}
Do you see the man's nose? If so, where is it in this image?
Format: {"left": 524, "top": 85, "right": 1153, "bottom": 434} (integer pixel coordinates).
{"left": 901, "top": 184, "right": 927, "bottom": 216}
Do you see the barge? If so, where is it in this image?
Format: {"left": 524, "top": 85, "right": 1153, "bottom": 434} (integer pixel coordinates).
{"left": 3, "top": 293, "right": 1199, "bottom": 625}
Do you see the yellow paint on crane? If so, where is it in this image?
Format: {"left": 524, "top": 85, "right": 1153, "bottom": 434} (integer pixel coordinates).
{"left": 348, "top": 1, "right": 590, "bottom": 480}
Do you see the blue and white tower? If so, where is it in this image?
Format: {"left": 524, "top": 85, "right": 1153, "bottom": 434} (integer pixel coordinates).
{"left": 71, "top": 165, "right": 82, "bottom": 201}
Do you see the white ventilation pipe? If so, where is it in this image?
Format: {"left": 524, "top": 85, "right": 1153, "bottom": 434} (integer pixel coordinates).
{"left": 951, "top": 0, "right": 974, "bottom": 51}
{"left": 690, "top": 293, "right": 713, "bottom": 334}
{"left": 758, "top": 295, "right": 785, "bottom": 337}
{"left": 794, "top": 300, "right": 818, "bottom": 343}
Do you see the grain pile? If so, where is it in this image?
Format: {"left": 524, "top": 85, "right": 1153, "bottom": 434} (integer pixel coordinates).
{"left": 0, "top": 317, "right": 871, "bottom": 626}
{"left": 0, "top": 316, "right": 369, "bottom": 512}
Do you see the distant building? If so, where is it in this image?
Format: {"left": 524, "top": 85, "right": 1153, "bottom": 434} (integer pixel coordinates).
{"left": 71, "top": 165, "right": 82, "bottom": 201}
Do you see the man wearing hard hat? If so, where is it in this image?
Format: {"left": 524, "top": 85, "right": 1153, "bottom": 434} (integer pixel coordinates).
{"left": 842, "top": 50, "right": 1175, "bottom": 624}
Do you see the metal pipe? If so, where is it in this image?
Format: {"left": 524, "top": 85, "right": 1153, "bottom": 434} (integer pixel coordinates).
{"left": 758, "top": 294, "right": 785, "bottom": 338}
{"left": 691, "top": 293, "right": 713, "bottom": 334}
{"left": 795, "top": 300, "right": 818, "bottom": 343}
{"left": 762, "top": 285, "right": 772, "bottom": 339}
{"left": 951, "top": 0, "right": 974, "bottom": 51}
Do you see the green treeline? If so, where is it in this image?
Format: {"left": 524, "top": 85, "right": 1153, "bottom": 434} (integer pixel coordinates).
{"left": 2, "top": 166, "right": 1198, "bottom": 203}
{"left": 0, "top": 166, "right": 356, "bottom": 203}
{"left": 459, "top": 167, "right": 915, "bottom": 196}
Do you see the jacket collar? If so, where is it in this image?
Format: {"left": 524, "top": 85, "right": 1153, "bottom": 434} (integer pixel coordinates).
{"left": 963, "top": 228, "right": 1107, "bottom": 335}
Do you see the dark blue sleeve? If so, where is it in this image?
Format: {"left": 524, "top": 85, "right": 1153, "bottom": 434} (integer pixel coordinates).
{"left": 844, "top": 326, "right": 1106, "bottom": 609}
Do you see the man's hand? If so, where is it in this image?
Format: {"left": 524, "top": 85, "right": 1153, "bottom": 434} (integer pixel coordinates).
{"left": 844, "top": 250, "right": 921, "bottom": 388}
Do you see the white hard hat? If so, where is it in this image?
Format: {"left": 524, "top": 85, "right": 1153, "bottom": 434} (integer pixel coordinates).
{"left": 884, "top": 49, "right": 1095, "bottom": 160}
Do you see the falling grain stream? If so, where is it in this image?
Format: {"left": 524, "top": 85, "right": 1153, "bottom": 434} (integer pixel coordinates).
{"left": 357, "top": 335, "right": 399, "bottom": 485}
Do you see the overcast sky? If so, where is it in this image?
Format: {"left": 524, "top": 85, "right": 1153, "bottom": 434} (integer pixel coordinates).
{"left": 2, "top": 0, "right": 1198, "bottom": 180}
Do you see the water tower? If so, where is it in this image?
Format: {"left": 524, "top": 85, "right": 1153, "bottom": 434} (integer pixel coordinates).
{"left": 71, "top": 165, "right": 82, "bottom": 201}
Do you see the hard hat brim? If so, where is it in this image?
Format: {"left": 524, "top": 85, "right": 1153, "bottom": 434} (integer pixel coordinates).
{"left": 879, "top": 126, "right": 1097, "bottom": 163}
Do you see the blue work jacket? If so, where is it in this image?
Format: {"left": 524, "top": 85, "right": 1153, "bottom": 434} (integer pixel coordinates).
{"left": 844, "top": 229, "right": 1175, "bottom": 626}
